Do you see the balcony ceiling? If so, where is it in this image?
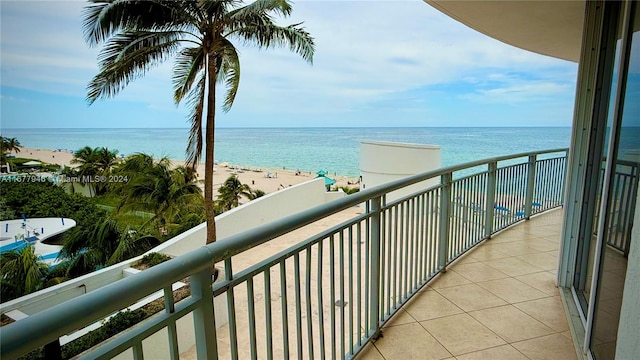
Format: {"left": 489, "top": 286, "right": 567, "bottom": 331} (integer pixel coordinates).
{"left": 425, "top": 1, "right": 585, "bottom": 62}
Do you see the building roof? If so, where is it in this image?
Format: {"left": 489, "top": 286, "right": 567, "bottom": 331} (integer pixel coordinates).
{"left": 425, "top": 0, "right": 585, "bottom": 62}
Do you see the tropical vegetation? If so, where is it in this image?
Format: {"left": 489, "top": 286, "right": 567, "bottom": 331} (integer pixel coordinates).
{"left": 70, "top": 146, "right": 120, "bottom": 196}
{"left": 113, "top": 153, "right": 204, "bottom": 234}
{"left": 338, "top": 186, "right": 360, "bottom": 195}
{"left": 215, "top": 174, "right": 263, "bottom": 211}
{"left": 1, "top": 150, "right": 266, "bottom": 302}
{"left": 1, "top": 136, "right": 21, "bottom": 154}
{"left": 0, "top": 136, "right": 21, "bottom": 171}
{"left": 83, "top": 0, "right": 315, "bottom": 254}
{"left": 0, "top": 246, "right": 49, "bottom": 301}
{"left": 58, "top": 217, "right": 161, "bottom": 278}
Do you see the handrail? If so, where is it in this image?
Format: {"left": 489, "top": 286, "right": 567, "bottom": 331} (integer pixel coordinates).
{"left": 0, "top": 148, "right": 570, "bottom": 359}
{"left": 204, "top": 147, "right": 569, "bottom": 261}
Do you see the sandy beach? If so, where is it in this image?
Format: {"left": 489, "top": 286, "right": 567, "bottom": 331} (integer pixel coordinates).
{"left": 11, "top": 148, "right": 360, "bottom": 196}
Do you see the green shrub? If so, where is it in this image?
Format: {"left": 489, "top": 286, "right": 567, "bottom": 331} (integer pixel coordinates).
{"left": 41, "top": 164, "right": 61, "bottom": 172}
{"left": 137, "top": 252, "right": 173, "bottom": 269}
{"left": 7, "top": 158, "right": 32, "bottom": 166}
{"left": 62, "top": 309, "right": 147, "bottom": 359}
{"left": 0, "top": 181, "right": 105, "bottom": 225}
{"left": 18, "top": 309, "right": 146, "bottom": 360}
{"left": 338, "top": 186, "right": 360, "bottom": 194}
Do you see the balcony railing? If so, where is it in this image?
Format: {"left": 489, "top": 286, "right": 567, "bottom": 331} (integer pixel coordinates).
{"left": 1, "top": 149, "right": 571, "bottom": 359}
{"left": 599, "top": 159, "right": 639, "bottom": 256}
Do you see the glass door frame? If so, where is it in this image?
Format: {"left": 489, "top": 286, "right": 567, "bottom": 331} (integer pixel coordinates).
{"left": 583, "top": 0, "right": 636, "bottom": 355}
{"left": 558, "top": 0, "right": 636, "bottom": 357}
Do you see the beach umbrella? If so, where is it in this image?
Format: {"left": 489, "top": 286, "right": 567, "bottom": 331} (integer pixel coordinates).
{"left": 316, "top": 170, "right": 327, "bottom": 176}
{"left": 324, "top": 176, "right": 336, "bottom": 186}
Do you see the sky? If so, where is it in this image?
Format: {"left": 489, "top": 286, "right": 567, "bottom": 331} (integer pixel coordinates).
{"left": 0, "top": 0, "right": 580, "bottom": 129}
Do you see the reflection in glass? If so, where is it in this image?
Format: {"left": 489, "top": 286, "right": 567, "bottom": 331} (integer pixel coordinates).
{"left": 591, "top": 3, "right": 638, "bottom": 359}
{"left": 573, "top": 1, "right": 624, "bottom": 314}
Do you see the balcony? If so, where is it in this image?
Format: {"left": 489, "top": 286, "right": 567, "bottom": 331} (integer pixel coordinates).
{"left": 357, "top": 209, "right": 576, "bottom": 359}
{"left": 1, "top": 149, "right": 577, "bottom": 359}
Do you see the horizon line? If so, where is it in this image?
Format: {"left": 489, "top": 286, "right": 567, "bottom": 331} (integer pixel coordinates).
{"left": 1, "top": 125, "right": 578, "bottom": 131}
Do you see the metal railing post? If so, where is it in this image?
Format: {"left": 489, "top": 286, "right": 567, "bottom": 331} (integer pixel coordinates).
{"left": 561, "top": 150, "right": 569, "bottom": 205}
{"left": 485, "top": 162, "right": 497, "bottom": 238}
{"left": 191, "top": 267, "right": 218, "bottom": 359}
{"left": 438, "top": 173, "right": 452, "bottom": 272}
{"left": 525, "top": 155, "right": 537, "bottom": 219}
{"left": 0, "top": 148, "right": 572, "bottom": 360}
{"left": 368, "top": 196, "right": 382, "bottom": 339}
{"left": 624, "top": 164, "right": 639, "bottom": 257}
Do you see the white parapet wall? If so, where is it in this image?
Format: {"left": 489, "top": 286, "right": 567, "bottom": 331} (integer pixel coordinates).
{"left": 0, "top": 177, "right": 345, "bottom": 358}
{"left": 155, "top": 177, "right": 330, "bottom": 257}
{"left": 0, "top": 177, "right": 334, "bottom": 315}
{"left": 360, "top": 140, "right": 441, "bottom": 203}
{"left": 0, "top": 260, "right": 135, "bottom": 316}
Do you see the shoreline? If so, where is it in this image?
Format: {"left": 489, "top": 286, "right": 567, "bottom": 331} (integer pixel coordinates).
{"left": 9, "top": 148, "right": 360, "bottom": 196}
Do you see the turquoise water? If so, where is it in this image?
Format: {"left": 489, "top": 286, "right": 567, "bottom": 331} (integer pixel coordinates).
{"left": 1, "top": 127, "right": 575, "bottom": 177}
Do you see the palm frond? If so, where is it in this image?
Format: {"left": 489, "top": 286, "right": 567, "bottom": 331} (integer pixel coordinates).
{"left": 64, "top": 249, "right": 104, "bottom": 277}
{"left": 116, "top": 153, "right": 155, "bottom": 172}
{"left": 173, "top": 47, "right": 206, "bottom": 104}
{"left": 217, "top": 39, "right": 241, "bottom": 112}
{"left": 108, "top": 234, "right": 159, "bottom": 266}
{"left": 228, "top": 0, "right": 292, "bottom": 19}
{"left": 200, "top": 0, "right": 237, "bottom": 20}
{"left": 87, "top": 31, "right": 182, "bottom": 104}
{"left": 60, "top": 226, "right": 92, "bottom": 259}
{"left": 83, "top": 0, "right": 189, "bottom": 46}
{"left": 236, "top": 23, "right": 314, "bottom": 64}
{"left": 185, "top": 73, "right": 206, "bottom": 168}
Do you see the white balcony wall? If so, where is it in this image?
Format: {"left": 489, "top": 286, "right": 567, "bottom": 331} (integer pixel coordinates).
{"left": 0, "top": 177, "right": 344, "bottom": 357}
{"left": 360, "top": 141, "right": 441, "bottom": 204}
{"left": 156, "top": 177, "right": 332, "bottom": 257}
{"left": 1, "top": 178, "right": 335, "bottom": 317}
{"left": 0, "top": 260, "right": 135, "bottom": 316}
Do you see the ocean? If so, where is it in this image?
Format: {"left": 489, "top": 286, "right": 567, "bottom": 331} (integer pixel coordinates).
{"left": 2, "top": 127, "right": 573, "bottom": 177}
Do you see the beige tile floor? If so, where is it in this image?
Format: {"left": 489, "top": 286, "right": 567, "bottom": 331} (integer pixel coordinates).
{"left": 358, "top": 209, "right": 578, "bottom": 360}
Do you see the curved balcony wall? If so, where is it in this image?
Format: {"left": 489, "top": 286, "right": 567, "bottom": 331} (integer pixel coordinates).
{"left": 2, "top": 149, "right": 578, "bottom": 359}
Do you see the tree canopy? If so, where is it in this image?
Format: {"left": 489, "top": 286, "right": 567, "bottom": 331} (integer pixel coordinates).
{"left": 83, "top": 0, "right": 315, "bottom": 249}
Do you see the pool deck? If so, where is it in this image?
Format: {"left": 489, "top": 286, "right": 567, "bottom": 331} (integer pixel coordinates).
{"left": 0, "top": 217, "right": 75, "bottom": 265}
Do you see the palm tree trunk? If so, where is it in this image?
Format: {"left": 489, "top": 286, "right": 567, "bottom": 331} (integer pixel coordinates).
{"left": 204, "top": 52, "right": 217, "bottom": 247}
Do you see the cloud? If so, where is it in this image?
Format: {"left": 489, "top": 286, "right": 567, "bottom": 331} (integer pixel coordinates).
{"left": 0, "top": 0, "right": 578, "bottom": 128}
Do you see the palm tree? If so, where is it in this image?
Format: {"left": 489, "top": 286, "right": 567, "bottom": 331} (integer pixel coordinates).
{"left": 59, "top": 217, "right": 160, "bottom": 276}
{"left": 83, "top": 0, "right": 315, "bottom": 250}
{"left": 248, "top": 188, "right": 266, "bottom": 200}
{"left": 58, "top": 217, "right": 120, "bottom": 275}
{"left": 71, "top": 146, "right": 119, "bottom": 196}
{"left": 0, "top": 246, "right": 49, "bottom": 301}
{"left": 116, "top": 154, "right": 204, "bottom": 229}
{"left": 1, "top": 136, "right": 21, "bottom": 154}
{"left": 1, "top": 136, "right": 21, "bottom": 172}
{"left": 108, "top": 232, "right": 161, "bottom": 266}
{"left": 95, "top": 146, "right": 120, "bottom": 172}
{"left": 216, "top": 175, "right": 253, "bottom": 211}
